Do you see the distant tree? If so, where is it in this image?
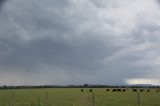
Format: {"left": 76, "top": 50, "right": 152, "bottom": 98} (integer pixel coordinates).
{"left": 84, "top": 84, "right": 89, "bottom": 87}
{"left": 3, "top": 85, "right": 6, "bottom": 88}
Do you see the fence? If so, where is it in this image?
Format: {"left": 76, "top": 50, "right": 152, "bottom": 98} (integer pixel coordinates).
{"left": 0, "top": 88, "right": 159, "bottom": 106}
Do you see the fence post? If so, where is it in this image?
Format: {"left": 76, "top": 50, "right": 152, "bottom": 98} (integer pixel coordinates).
{"left": 8, "top": 92, "right": 14, "bottom": 106}
{"left": 45, "top": 91, "right": 49, "bottom": 106}
{"left": 92, "top": 91, "right": 95, "bottom": 106}
{"left": 137, "top": 91, "right": 141, "bottom": 106}
{"left": 38, "top": 96, "right": 41, "bottom": 106}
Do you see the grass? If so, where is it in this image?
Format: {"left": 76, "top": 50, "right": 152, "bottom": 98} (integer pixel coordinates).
{"left": 0, "top": 88, "right": 159, "bottom": 106}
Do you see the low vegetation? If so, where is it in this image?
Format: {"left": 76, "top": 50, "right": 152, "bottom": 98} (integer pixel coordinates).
{"left": 0, "top": 88, "right": 160, "bottom": 106}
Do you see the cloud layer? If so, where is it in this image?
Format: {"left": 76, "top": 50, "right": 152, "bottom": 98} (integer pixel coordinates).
{"left": 1, "top": 0, "right": 160, "bottom": 85}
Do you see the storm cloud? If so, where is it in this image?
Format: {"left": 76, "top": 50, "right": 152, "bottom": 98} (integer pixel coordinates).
{"left": 0, "top": 0, "right": 6, "bottom": 10}
{"left": 0, "top": 0, "right": 160, "bottom": 85}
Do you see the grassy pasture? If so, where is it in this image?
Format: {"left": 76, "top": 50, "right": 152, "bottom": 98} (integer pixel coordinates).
{"left": 0, "top": 88, "right": 159, "bottom": 106}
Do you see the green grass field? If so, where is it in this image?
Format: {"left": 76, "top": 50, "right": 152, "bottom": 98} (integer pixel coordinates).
{"left": 0, "top": 88, "right": 160, "bottom": 106}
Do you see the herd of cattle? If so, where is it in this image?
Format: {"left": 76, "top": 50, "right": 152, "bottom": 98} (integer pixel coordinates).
{"left": 81, "top": 88, "right": 160, "bottom": 92}
{"left": 106, "top": 88, "right": 150, "bottom": 92}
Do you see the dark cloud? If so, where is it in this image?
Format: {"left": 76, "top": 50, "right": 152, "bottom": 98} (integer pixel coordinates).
{"left": 0, "top": 0, "right": 160, "bottom": 85}
{"left": 0, "top": 0, "right": 6, "bottom": 5}
{"left": 0, "top": 0, "right": 6, "bottom": 10}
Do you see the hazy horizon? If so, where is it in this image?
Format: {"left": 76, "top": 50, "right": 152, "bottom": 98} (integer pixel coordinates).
{"left": 0, "top": 0, "right": 160, "bottom": 85}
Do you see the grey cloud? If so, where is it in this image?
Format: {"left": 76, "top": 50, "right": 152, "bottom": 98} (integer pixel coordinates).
{"left": 0, "top": 0, "right": 6, "bottom": 11}
{"left": 0, "top": 0, "right": 6, "bottom": 6}
{"left": 0, "top": 0, "right": 160, "bottom": 85}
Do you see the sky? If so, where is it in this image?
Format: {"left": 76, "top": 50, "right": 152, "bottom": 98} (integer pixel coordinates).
{"left": 0, "top": 0, "right": 160, "bottom": 85}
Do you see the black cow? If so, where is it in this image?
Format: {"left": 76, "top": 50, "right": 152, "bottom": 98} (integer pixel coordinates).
{"left": 89, "top": 89, "right": 93, "bottom": 92}
{"left": 140, "top": 89, "right": 144, "bottom": 92}
{"left": 106, "top": 89, "right": 110, "bottom": 92}
{"left": 81, "top": 89, "right": 84, "bottom": 92}
{"left": 133, "top": 89, "right": 137, "bottom": 92}
{"left": 122, "top": 89, "right": 126, "bottom": 92}
{"left": 117, "top": 89, "right": 121, "bottom": 92}
{"left": 147, "top": 89, "right": 150, "bottom": 92}
{"left": 112, "top": 89, "right": 116, "bottom": 92}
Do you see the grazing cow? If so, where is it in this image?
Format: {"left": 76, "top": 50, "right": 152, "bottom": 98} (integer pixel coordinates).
{"left": 122, "top": 89, "right": 126, "bottom": 92}
{"left": 133, "top": 89, "right": 137, "bottom": 92}
{"left": 81, "top": 89, "right": 83, "bottom": 92}
{"left": 112, "top": 89, "right": 116, "bottom": 92}
{"left": 89, "top": 89, "right": 93, "bottom": 92}
{"left": 117, "top": 89, "right": 121, "bottom": 92}
{"left": 147, "top": 89, "right": 150, "bottom": 92}
{"left": 106, "top": 89, "right": 110, "bottom": 92}
{"left": 140, "top": 89, "right": 144, "bottom": 92}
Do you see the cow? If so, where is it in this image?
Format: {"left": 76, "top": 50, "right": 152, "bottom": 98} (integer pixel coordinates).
{"left": 117, "top": 89, "right": 121, "bottom": 92}
{"left": 122, "top": 89, "right": 126, "bottom": 92}
{"left": 89, "top": 89, "right": 93, "bottom": 92}
{"left": 140, "top": 89, "right": 144, "bottom": 92}
{"left": 112, "top": 89, "right": 116, "bottom": 92}
{"left": 106, "top": 89, "right": 110, "bottom": 92}
{"left": 81, "top": 89, "right": 84, "bottom": 92}
{"left": 133, "top": 89, "right": 137, "bottom": 92}
{"left": 146, "top": 89, "right": 150, "bottom": 92}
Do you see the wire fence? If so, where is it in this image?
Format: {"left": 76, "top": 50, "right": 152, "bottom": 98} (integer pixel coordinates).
{"left": 0, "top": 89, "right": 159, "bottom": 106}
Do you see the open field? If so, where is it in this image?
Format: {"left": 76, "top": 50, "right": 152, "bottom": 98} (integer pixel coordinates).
{"left": 0, "top": 88, "right": 160, "bottom": 106}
